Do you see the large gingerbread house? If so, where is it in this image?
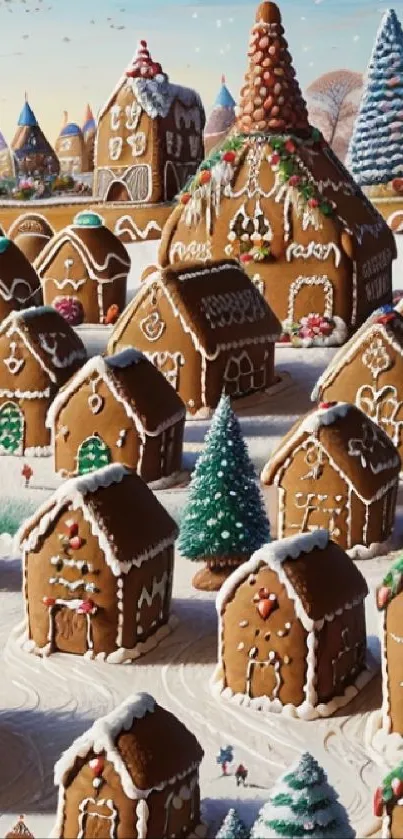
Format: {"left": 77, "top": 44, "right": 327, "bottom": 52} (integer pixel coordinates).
{"left": 12, "top": 98, "right": 60, "bottom": 179}
{"left": 376, "top": 556, "right": 403, "bottom": 738}
{"left": 18, "top": 465, "right": 178, "bottom": 662}
{"left": 52, "top": 693, "right": 205, "bottom": 838}
{"left": 46, "top": 349, "right": 186, "bottom": 482}
{"left": 312, "top": 306, "right": 403, "bottom": 473}
{"left": 34, "top": 211, "right": 131, "bottom": 326}
{"left": 8, "top": 213, "right": 54, "bottom": 263}
{"left": 0, "top": 306, "right": 87, "bottom": 456}
{"left": 261, "top": 402, "right": 401, "bottom": 553}
{"left": 107, "top": 259, "right": 281, "bottom": 416}
{"left": 0, "top": 236, "right": 42, "bottom": 320}
{"left": 93, "top": 40, "right": 205, "bottom": 204}
{"left": 158, "top": 1, "right": 395, "bottom": 346}
{"left": 213, "top": 529, "right": 369, "bottom": 719}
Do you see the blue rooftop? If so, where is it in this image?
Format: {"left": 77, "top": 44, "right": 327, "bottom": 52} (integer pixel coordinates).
{"left": 215, "top": 81, "right": 236, "bottom": 109}
{"left": 60, "top": 122, "right": 82, "bottom": 137}
{"left": 18, "top": 100, "right": 38, "bottom": 128}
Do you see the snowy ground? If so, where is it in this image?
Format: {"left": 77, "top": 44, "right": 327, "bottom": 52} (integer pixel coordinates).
{"left": 1, "top": 239, "right": 403, "bottom": 838}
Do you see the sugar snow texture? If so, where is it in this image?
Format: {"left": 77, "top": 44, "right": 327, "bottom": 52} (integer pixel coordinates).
{"left": 216, "top": 530, "right": 329, "bottom": 618}
{"left": 105, "top": 348, "right": 145, "bottom": 368}
{"left": 178, "top": 394, "right": 270, "bottom": 561}
{"left": 54, "top": 693, "right": 156, "bottom": 797}
{"left": 54, "top": 463, "right": 129, "bottom": 500}
{"left": 347, "top": 9, "right": 403, "bottom": 185}
{"left": 300, "top": 402, "right": 350, "bottom": 434}
{"left": 250, "top": 752, "right": 355, "bottom": 839}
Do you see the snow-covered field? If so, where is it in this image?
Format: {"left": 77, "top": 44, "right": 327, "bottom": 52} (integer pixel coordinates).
{"left": 1, "top": 239, "right": 403, "bottom": 838}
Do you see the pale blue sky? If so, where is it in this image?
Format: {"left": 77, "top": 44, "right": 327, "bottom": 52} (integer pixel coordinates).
{"left": 0, "top": 0, "right": 402, "bottom": 145}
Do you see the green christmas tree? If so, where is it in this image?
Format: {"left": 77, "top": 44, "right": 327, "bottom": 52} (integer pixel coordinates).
{"left": 216, "top": 808, "right": 249, "bottom": 839}
{"left": 251, "top": 753, "right": 355, "bottom": 839}
{"left": 77, "top": 434, "right": 111, "bottom": 475}
{"left": 178, "top": 394, "right": 270, "bottom": 590}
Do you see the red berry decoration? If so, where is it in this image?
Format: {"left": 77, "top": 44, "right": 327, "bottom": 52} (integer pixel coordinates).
{"left": 288, "top": 175, "right": 301, "bottom": 187}
{"left": 377, "top": 585, "right": 391, "bottom": 609}
{"left": 285, "top": 140, "right": 296, "bottom": 154}
{"left": 373, "top": 786, "right": 384, "bottom": 818}
{"left": 69, "top": 536, "right": 83, "bottom": 550}
{"left": 222, "top": 150, "right": 236, "bottom": 164}
{"left": 270, "top": 153, "right": 280, "bottom": 165}
{"left": 199, "top": 170, "right": 212, "bottom": 186}
{"left": 257, "top": 599, "right": 276, "bottom": 620}
{"left": 240, "top": 253, "right": 254, "bottom": 264}
{"left": 308, "top": 197, "right": 319, "bottom": 208}
{"left": 54, "top": 297, "right": 84, "bottom": 327}
{"left": 89, "top": 757, "right": 104, "bottom": 776}
{"left": 319, "top": 402, "right": 337, "bottom": 409}
{"left": 66, "top": 520, "right": 78, "bottom": 538}
{"left": 43, "top": 597, "right": 56, "bottom": 607}
{"left": 392, "top": 777, "right": 403, "bottom": 797}
{"left": 180, "top": 192, "right": 191, "bottom": 205}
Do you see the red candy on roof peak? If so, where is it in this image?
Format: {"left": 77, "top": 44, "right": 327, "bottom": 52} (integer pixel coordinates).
{"left": 125, "top": 40, "right": 163, "bottom": 80}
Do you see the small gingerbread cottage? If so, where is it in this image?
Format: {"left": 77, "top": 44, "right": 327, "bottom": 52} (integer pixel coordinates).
{"left": 261, "top": 402, "right": 401, "bottom": 553}
{"left": 8, "top": 213, "right": 54, "bottom": 264}
{"left": 52, "top": 693, "right": 204, "bottom": 838}
{"left": 12, "top": 97, "right": 60, "bottom": 179}
{"left": 374, "top": 762, "right": 403, "bottom": 839}
{"left": 376, "top": 556, "right": 403, "bottom": 738}
{"left": 34, "top": 211, "right": 131, "bottom": 326}
{"left": 159, "top": 1, "right": 395, "bottom": 346}
{"left": 18, "top": 465, "right": 178, "bottom": 662}
{"left": 0, "top": 236, "right": 42, "bottom": 320}
{"left": 312, "top": 305, "right": 403, "bottom": 474}
{"left": 93, "top": 40, "right": 205, "bottom": 204}
{"left": 46, "top": 349, "right": 186, "bottom": 482}
{"left": 107, "top": 259, "right": 281, "bottom": 416}
{"left": 0, "top": 306, "right": 87, "bottom": 456}
{"left": 55, "top": 113, "right": 88, "bottom": 175}
{"left": 213, "top": 529, "right": 369, "bottom": 719}
{"left": 5, "top": 816, "right": 34, "bottom": 838}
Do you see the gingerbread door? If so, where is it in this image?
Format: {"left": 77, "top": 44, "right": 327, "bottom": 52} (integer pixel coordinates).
{"left": 0, "top": 401, "right": 24, "bottom": 454}
{"left": 245, "top": 653, "right": 281, "bottom": 699}
{"left": 77, "top": 798, "right": 118, "bottom": 838}
{"left": 77, "top": 435, "right": 111, "bottom": 475}
{"left": 288, "top": 275, "right": 334, "bottom": 324}
{"left": 54, "top": 607, "right": 89, "bottom": 655}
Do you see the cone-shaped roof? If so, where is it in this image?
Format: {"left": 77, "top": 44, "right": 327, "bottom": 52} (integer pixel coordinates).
{"left": 236, "top": 1, "right": 310, "bottom": 134}
{"left": 214, "top": 75, "right": 236, "bottom": 108}
{"left": 125, "top": 39, "right": 164, "bottom": 80}
{"left": 18, "top": 99, "right": 38, "bottom": 128}
{"left": 82, "top": 103, "right": 96, "bottom": 134}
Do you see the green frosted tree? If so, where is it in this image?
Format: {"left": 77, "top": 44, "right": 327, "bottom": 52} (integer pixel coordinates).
{"left": 77, "top": 434, "right": 111, "bottom": 475}
{"left": 251, "top": 753, "right": 355, "bottom": 839}
{"left": 0, "top": 402, "right": 24, "bottom": 453}
{"left": 178, "top": 394, "right": 270, "bottom": 589}
{"left": 216, "top": 808, "right": 249, "bottom": 839}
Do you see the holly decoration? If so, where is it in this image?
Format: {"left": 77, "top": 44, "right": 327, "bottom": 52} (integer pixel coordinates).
{"left": 281, "top": 314, "right": 337, "bottom": 345}
{"left": 77, "top": 435, "right": 111, "bottom": 475}
{"left": 0, "top": 402, "right": 24, "bottom": 454}
{"left": 374, "top": 762, "right": 403, "bottom": 816}
{"left": 376, "top": 556, "right": 403, "bottom": 610}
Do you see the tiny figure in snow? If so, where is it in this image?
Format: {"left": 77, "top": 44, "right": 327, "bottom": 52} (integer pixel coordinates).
{"left": 21, "top": 463, "right": 33, "bottom": 488}
{"left": 216, "top": 745, "right": 234, "bottom": 776}
{"left": 235, "top": 764, "right": 248, "bottom": 787}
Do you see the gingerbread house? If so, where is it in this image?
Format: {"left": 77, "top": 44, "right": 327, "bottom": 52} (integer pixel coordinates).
{"left": 52, "top": 693, "right": 204, "bottom": 838}
{"left": 0, "top": 236, "right": 42, "bottom": 320}
{"left": 82, "top": 104, "right": 96, "bottom": 172}
{"left": 158, "top": 1, "right": 395, "bottom": 346}
{"left": 312, "top": 305, "right": 403, "bottom": 473}
{"left": 46, "top": 348, "right": 186, "bottom": 482}
{"left": 204, "top": 75, "right": 236, "bottom": 156}
{"left": 55, "top": 113, "right": 88, "bottom": 175}
{"left": 213, "top": 529, "right": 369, "bottom": 719}
{"left": 5, "top": 816, "right": 34, "bottom": 838}
{"left": 17, "top": 465, "right": 178, "bottom": 662}
{"left": 107, "top": 259, "right": 281, "bottom": 416}
{"left": 374, "top": 763, "right": 403, "bottom": 838}
{"left": 8, "top": 213, "right": 54, "bottom": 263}
{"left": 12, "top": 98, "right": 60, "bottom": 179}
{"left": 376, "top": 556, "right": 403, "bottom": 737}
{"left": 261, "top": 402, "right": 401, "bottom": 553}
{"left": 0, "top": 306, "right": 87, "bottom": 456}
{"left": 34, "top": 211, "right": 131, "bottom": 326}
{"left": 93, "top": 40, "right": 205, "bottom": 204}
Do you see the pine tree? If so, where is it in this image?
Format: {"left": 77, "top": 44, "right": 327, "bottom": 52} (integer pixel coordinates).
{"left": 251, "top": 753, "right": 355, "bottom": 839}
{"left": 178, "top": 395, "right": 270, "bottom": 588}
{"left": 216, "top": 808, "right": 249, "bottom": 839}
{"left": 347, "top": 9, "right": 403, "bottom": 186}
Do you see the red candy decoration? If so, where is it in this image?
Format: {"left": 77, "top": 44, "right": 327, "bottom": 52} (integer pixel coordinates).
{"left": 105, "top": 304, "right": 120, "bottom": 325}
{"left": 54, "top": 297, "right": 84, "bottom": 327}
{"left": 392, "top": 777, "right": 403, "bottom": 797}
{"left": 270, "top": 153, "right": 280, "bottom": 165}
{"left": 43, "top": 597, "right": 56, "bottom": 607}
{"left": 284, "top": 140, "right": 296, "bottom": 154}
{"left": 258, "top": 599, "right": 276, "bottom": 620}
{"left": 373, "top": 786, "right": 384, "bottom": 818}
{"left": 180, "top": 192, "right": 191, "bottom": 205}
{"left": 240, "top": 253, "right": 254, "bottom": 264}
{"left": 319, "top": 402, "right": 337, "bottom": 409}
{"left": 78, "top": 599, "right": 96, "bottom": 615}
{"left": 308, "top": 197, "right": 319, "bottom": 208}
{"left": 66, "top": 520, "right": 78, "bottom": 538}
{"left": 288, "top": 175, "right": 301, "bottom": 187}
{"left": 222, "top": 150, "right": 236, "bottom": 164}
{"left": 89, "top": 757, "right": 104, "bottom": 776}
{"left": 199, "top": 170, "right": 212, "bottom": 185}
{"left": 376, "top": 313, "right": 395, "bottom": 325}
{"left": 69, "top": 536, "right": 83, "bottom": 550}
{"left": 377, "top": 585, "right": 391, "bottom": 609}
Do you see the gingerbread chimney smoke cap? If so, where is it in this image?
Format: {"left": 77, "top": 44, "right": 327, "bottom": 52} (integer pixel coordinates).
{"left": 255, "top": 1, "right": 282, "bottom": 24}
{"left": 236, "top": 0, "right": 310, "bottom": 135}
{"left": 125, "top": 40, "right": 163, "bottom": 79}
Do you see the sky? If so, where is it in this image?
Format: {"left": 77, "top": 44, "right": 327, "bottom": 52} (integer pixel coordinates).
{"left": 0, "top": 0, "right": 403, "bottom": 145}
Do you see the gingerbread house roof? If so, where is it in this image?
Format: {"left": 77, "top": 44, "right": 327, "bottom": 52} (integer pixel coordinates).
{"left": 97, "top": 40, "right": 204, "bottom": 123}
{"left": 0, "top": 237, "right": 41, "bottom": 306}
{"left": 205, "top": 76, "right": 236, "bottom": 139}
{"left": 8, "top": 213, "right": 54, "bottom": 242}
{"left": 46, "top": 348, "right": 185, "bottom": 437}
{"left": 216, "top": 530, "right": 368, "bottom": 632}
{"left": 17, "top": 465, "right": 178, "bottom": 576}
{"left": 261, "top": 402, "right": 401, "bottom": 501}
{"left": 5, "top": 816, "right": 34, "bottom": 838}
{"left": 12, "top": 99, "right": 59, "bottom": 172}
{"left": 54, "top": 692, "right": 203, "bottom": 797}
{"left": 0, "top": 306, "right": 87, "bottom": 387}
{"left": 109, "top": 260, "right": 281, "bottom": 359}
{"left": 311, "top": 305, "right": 403, "bottom": 401}
{"left": 82, "top": 104, "right": 96, "bottom": 138}
{"left": 34, "top": 211, "right": 131, "bottom": 283}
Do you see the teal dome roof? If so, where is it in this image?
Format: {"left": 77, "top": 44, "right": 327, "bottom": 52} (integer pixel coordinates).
{"left": 73, "top": 211, "right": 103, "bottom": 228}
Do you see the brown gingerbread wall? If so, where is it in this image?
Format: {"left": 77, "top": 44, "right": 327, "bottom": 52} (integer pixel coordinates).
{"left": 40, "top": 240, "right": 102, "bottom": 324}
{"left": 205, "top": 343, "right": 275, "bottom": 406}
{"left": 221, "top": 566, "right": 308, "bottom": 707}
{"left": 385, "top": 595, "right": 403, "bottom": 735}
{"left": 121, "top": 546, "right": 174, "bottom": 649}
{"left": 315, "top": 603, "right": 366, "bottom": 703}
{"left": 388, "top": 800, "right": 403, "bottom": 839}
{"left": 62, "top": 757, "right": 136, "bottom": 838}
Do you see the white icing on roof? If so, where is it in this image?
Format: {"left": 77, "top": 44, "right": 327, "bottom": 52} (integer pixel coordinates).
{"left": 54, "top": 693, "right": 156, "bottom": 798}
{"left": 105, "top": 348, "right": 145, "bottom": 368}
{"left": 297, "top": 402, "right": 350, "bottom": 434}
{"left": 34, "top": 228, "right": 131, "bottom": 283}
{"left": 216, "top": 530, "right": 330, "bottom": 632}
{"left": 56, "top": 462, "right": 128, "bottom": 500}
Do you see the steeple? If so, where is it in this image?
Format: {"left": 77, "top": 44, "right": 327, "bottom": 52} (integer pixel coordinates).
{"left": 236, "top": 1, "right": 310, "bottom": 134}
{"left": 17, "top": 96, "right": 38, "bottom": 128}
{"left": 214, "top": 75, "right": 236, "bottom": 109}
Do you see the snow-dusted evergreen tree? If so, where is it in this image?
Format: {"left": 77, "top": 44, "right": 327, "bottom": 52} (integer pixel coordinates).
{"left": 347, "top": 9, "right": 403, "bottom": 185}
{"left": 216, "top": 808, "right": 249, "bottom": 839}
{"left": 250, "top": 753, "right": 355, "bottom": 839}
{"left": 178, "top": 395, "right": 270, "bottom": 588}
